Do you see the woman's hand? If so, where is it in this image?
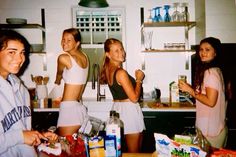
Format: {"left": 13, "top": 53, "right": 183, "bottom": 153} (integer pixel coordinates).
{"left": 178, "top": 80, "right": 195, "bottom": 97}
{"left": 135, "top": 69, "right": 145, "bottom": 82}
{"left": 23, "top": 130, "right": 43, "bottom": 146}
{"left": 23, "top": 130, "right": 58, "bottom": 146}
{"left": 42, "top": 131, "right": 58, "bottom": 142}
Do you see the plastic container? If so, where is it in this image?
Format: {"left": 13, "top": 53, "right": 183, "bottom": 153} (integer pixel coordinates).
{"left": 106, "top": 110, "right": 123, "bottom": 157}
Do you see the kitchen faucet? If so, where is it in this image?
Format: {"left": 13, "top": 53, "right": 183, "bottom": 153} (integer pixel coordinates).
{"left": 92, "top": 63, "right": 106, "bottom": 101}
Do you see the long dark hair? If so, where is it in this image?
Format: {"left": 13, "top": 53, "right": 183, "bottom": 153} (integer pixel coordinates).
{"left": 100, "top": 38, "right": 123, "bottom": 84}
{"left": 193, "top": 37, "right": 222, "bottom": 91}
{"left": 63, "top": 28, "right": 82, "bottom": 49}
{"left": 0, "top": 30, "right": 30, "bottom": 76}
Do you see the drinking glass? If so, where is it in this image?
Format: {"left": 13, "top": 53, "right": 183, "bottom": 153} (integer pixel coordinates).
{"left": 163, "top": 5, "right": 171, "bottom": 22}
{"left": 172, "top": 2, "right": 180, "bottom": 22}
{"left": 143, "top": 30, "right": 153, "bottom": 50}
{"left": 147, "top": 9, "right": 153, "bottom": 23}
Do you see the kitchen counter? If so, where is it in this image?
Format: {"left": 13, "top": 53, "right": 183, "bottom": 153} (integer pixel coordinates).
{"left": 141, "top": 99, "right": 196, "bottom": 112}
{"left": 33, "top": 98, "right": 196, "bottom": 112}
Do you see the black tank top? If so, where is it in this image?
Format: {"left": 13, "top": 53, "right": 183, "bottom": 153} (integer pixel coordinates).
{"left": 108, "top": 69, "right": 136, "bottom": 100}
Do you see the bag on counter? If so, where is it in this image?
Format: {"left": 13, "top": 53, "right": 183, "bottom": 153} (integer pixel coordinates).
{"left": 154, "top": 133, "right": 207, "bottom": 157}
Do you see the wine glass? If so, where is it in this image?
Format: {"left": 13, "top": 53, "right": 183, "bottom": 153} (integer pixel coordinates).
{"left": 156, "top": 7, "right": 163, "bottom": 22}
{"left": 147, "top": 9, "right": 152, "bottom": 23}
{"left": 163, "top": 5, "right": 171, "bottom": 22}
{"left": 172, "top": 2, "right": 180, "bottom": 22}
{"left": 152, "top": 7, "right": 162, "bottom": 22}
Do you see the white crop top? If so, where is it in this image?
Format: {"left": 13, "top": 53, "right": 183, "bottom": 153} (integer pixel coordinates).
{"left": 62, "top": 55, "right": 88, "bottom": 85}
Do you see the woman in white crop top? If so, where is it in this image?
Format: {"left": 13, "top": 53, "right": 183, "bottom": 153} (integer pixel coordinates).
{"left": 55, "top": 28, "right": 89, "bottom": 137}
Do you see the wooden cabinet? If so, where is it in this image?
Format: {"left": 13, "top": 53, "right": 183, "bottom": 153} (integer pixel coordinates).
{"left": 32, "top": 111, "right": 58, "bottom": 131}
{"left": 141, "top": 111, "right": 196, "bottom": 153}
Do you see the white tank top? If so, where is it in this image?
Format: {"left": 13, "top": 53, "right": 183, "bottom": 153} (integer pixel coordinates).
{"left": 62, "top": 55, "right": 88, "bottom": 85}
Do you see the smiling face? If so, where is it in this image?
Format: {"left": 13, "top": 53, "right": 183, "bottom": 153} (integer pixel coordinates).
{"left": 0, "top": 40, "right": 25, "bottom": 79}
{"left": 61, "top": 32, "right": 79, "bottom": 53}
{"left": 106, "top": 41, "right": 126, "bottom": 64}
{"left": 199, "top": 42, "right": 216, "bottom": 63}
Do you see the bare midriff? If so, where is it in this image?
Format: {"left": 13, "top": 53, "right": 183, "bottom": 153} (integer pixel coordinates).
{"left": 113, "top": 98, "right": 130, "bottom": 102}
{"left": 61, "top": 83, "right": 85, "bottom": 101}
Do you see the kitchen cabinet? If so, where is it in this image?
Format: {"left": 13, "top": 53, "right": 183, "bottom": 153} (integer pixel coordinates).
{"left": 32, "top": 111, "right": 58, "bottom": 132}
{"left": 0, "top": 9, "right": 46, "bottom": 54}
{"left": 141, "top": 111, "right": 196, "bottom": 153}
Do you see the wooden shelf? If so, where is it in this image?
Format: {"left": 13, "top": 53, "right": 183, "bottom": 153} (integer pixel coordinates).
{"left": 142, "top": 21, "right": 196, "bottom": 29}
{"left": 0, "top": 24, "right": 45, "bottom": 31}
{"left": 141, "top": 49, "right": 195, "bottom": 53}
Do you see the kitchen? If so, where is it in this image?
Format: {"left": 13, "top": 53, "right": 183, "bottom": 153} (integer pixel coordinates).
{"left": 0, "top": 0, "right": 236, "bottom": 155}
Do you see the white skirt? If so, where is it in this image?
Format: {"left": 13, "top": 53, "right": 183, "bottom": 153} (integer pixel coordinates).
{"left": 57, "top": 101, "right": 87, "bottom": 127}
{"left": 112, "top": 102, "right": 145, "bottom": 134}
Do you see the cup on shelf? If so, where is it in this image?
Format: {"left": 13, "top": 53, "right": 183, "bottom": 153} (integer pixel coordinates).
{"left": 143, "top": 30, "right": 153, "bottom": 50}
{"left": 172, "top": 2, "right": 181, "bottom": 22}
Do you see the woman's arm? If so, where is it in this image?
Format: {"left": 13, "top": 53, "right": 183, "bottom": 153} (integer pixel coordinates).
{"left": 117, "top": 69, "right": 144, "bottom": 103}
{"left": 179, "top": 80, "right": 218, "bottom": 107}
{"left": 54, "top": 54, "right": 67, "bottom": 85}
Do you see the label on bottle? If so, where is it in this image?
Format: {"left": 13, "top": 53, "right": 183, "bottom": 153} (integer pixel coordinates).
{"left": 106, "top": 124, "right": 121, "bottom": 157}
{"left": 105, "top": 135, "right": 116, "bottom": 157}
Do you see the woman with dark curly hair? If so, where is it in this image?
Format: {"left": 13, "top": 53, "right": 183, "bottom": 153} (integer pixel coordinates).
{"left": 179, "top": 37, "right": 227, "bottom": 148}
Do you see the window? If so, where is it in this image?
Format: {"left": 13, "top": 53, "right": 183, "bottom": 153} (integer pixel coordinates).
{"left": 72, "top": 7, "right": 126, "bottom": 81}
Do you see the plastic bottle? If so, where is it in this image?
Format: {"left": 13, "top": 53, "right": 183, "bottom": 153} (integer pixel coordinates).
{"left": 106, "top": 110, "right": 122, "bottom": 157}
{"left": 114, "top": 112, "right": 124, "bottom": 157}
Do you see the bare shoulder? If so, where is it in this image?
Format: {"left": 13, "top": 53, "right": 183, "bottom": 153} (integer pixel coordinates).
{"left": 116, "top": 68, "right": 128, "bottom": 77}
{"left": 116, "top": 68, "right": 129, "bottom": 83}
{"left": 58, "top": 53, "right": 70, "bottom": 66}
{"left": 76, "top": 51, "right": 89, "bottom": 68}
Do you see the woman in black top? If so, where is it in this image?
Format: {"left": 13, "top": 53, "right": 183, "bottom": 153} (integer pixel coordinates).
{"left": 100, "top": 38, "right": 145, "bottom": 153}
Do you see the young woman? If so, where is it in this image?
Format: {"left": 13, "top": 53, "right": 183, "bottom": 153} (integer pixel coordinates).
{"left": 100, "top": 38, "right": 145, "bottom": 152}
{"left": 178, "top": 37, "right": 227, "bottom": 148}
{"left": 55, "top": 28, "right": 89, "bottom": 137}
{"left": 0, "top": 30, "right": 58, "bottom": 156}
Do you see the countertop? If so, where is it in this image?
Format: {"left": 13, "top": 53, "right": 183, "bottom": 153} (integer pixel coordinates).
{"left": 33, "top": 98, "right": 196, "bottom": 112}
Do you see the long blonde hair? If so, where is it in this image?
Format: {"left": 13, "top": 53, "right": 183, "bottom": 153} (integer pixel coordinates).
{"left": 100, "top": 38, "right": 123, "bottom": 84}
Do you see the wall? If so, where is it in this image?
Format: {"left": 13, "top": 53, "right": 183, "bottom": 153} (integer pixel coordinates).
{"left": 0, "top": 0, "right": 236, "bottom": 99}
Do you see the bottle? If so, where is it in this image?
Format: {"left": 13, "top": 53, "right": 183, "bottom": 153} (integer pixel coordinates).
{"left": 114, "top": 112, "right": 124, "bottom": 157}
{"left": 184, "top": 6, "right": 189, "bottom": 22}
{"left": 106, "top": 110, "right": 122, "bottom": 157}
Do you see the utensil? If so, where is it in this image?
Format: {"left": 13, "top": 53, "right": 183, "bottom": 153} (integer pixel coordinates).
{"left": 43, "top": 77, "right": 49, "bottom": 85}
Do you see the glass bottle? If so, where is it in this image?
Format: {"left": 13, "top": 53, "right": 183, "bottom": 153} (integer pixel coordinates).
{"left": 180, "top": 3, "right": 189, "bottom": 22}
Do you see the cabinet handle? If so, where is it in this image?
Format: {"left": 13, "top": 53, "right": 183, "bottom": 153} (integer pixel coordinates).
{"left": 144, "top": 116, "right": 157, "bottom": 119}
{"left": 184, "top": 116, "right": 195, "bottom": 119}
